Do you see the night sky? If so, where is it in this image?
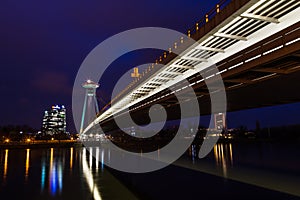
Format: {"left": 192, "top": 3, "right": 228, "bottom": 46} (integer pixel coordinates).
{"left": 1, "top": 0, "right": 299, "bottom": 133}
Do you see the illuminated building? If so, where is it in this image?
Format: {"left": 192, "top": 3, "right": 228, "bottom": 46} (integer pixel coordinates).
{"left": 42, "top": 105, "right": 66, "bottom": 136}
{"left": 214, "top": 113, "right": 226, "bottom": 131}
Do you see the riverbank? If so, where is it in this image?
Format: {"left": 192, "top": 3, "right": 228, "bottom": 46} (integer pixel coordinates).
{"left": 0, "top": 140, "right": 82, "bottom": 149}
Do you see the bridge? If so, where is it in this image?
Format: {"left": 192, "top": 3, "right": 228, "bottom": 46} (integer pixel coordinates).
{"left": 82, "top": 0, "right": 300, "bottom": 134}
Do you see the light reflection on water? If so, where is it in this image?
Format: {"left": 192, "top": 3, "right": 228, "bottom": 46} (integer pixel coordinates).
{"left": 188, "top": 143, "right": 234, "bottom": 178}
{"left": 213, "top": 143, "right": 233, "bottom": 178}
{"left": 70, "top": 147, "right": 73, "bottom": 170}
{"left": 1, "top": 142, "right": 299, "bottom": 199}
{"left": 40, "top": 148, "right": 64, "bottom": 196}
{"left": 181, "top": 142, "right": 300, "bottom": 197}
{"left": 25, "top": 149, "right": 30, "bottom": 181}
{"left": 0, "top": 147, "right": 137, "bottom": 199}
{"left": 82, "top": 147, "right": 102, "bottom": 200}
{"left": 3, "top": 149, "right": 8, "bottom": 181}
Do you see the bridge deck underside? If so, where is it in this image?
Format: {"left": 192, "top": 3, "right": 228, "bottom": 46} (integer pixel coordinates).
{"left": 85, "top": 0, "right": 300, "bottom": 133}
{"left": 100, "top": 33, "right": 300, "bottom": 130}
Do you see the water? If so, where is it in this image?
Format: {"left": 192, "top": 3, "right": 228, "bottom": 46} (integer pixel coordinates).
{"left": 0, "top": 142, "right": 300, "bottom": 199}
{"left": 0, "top": 147, "right": 138, "bottom": 200}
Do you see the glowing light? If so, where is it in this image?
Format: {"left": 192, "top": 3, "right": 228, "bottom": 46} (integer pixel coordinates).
{"left": 51, "top": 138, "right": 54, "bottom": 141}
{"left": 5, "top": 139, "right": 9, "bottom": 143}
{"left": 58, "top": 164, "right": 63, "bottom": 193}
{"left": 26, "top": 138, "right": 31, "bottom": 142}
{"left": 214, "top": 145, "right": 219, "bottom": 165}
{"left": 41, "top": 161, "right": 46, "bottom": 192}
{"left": 52, "top": 105, "right": 60, "bottom": 109}
{"left": 51, "top": 165, "right": 57, "bottom": 195}
{"left": 82, "top": 148, "right": 102, "bottom": 200}
{"left": 95, "top": 147, "right": 99, "bottom": 170}
{"left": 101, "top": 149, "right": 104, "bottom": 170}
{"left": 220, "top": 144, "right": 227, "bottom": 178}
{"left": 25, "top": 149, "right": 30, "bottom": 179}
{"left": 229, "top": 143, "right": 233, "bottom": 166}
{"left": 70, "top": 148, "right": 73, "bottom": 169}
{"left": 49, "top": 148, "right": 57, "bottom": 196}
{"left": 47, "top": 148, "right": 63, "bottom": 196}
{"left": 3, "top": 149, "right": 8, "bottom": 179}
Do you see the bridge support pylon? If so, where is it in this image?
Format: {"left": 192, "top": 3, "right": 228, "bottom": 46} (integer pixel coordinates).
{"left": 80, "top": 80, "right": 99, "bottom": 134}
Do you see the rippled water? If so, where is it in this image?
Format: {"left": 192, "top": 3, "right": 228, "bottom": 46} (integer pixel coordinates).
{"left": 0, "top": 142, "right": 300, "bottom": 199}
{"left": 0, "top": 147, "right": 137, "bottom": 200}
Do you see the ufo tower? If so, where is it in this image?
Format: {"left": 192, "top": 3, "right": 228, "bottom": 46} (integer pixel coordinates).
{"left": 80, "top": 79, "right": 99, "bottom": 133}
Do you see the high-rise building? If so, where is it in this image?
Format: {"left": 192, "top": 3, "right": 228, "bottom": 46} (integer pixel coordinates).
{"left": 42, "top": 105, "right": 66, "bottom": 136}
{"left": 214, "top": 113, "right": 226, "bottom": 131}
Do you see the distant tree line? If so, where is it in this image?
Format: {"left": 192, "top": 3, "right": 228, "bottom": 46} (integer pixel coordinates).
{"left": 256, "top": 124, "right": 300, "bottom": 140}
{"left": 0, "top": 125, "right": 36, "bottom": 141}
{"left": 227, "top": 121, "right": 300, "bottom": 141}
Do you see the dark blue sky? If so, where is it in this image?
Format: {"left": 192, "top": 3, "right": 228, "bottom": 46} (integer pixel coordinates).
{"left": 0, "top": 0, "right": 299, "bottom": 133}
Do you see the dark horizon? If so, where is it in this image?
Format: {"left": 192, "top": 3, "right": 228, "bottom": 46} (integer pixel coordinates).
{"left": 1, "top": 102, "right": 300, "bottom": 133}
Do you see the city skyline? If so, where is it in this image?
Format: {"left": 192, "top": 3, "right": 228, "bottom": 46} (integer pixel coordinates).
{"left": 0, "top": 1, "right": 299, "bottom": 199}
{"left": 0, "top": 0, "right": 300, "bottom": 133}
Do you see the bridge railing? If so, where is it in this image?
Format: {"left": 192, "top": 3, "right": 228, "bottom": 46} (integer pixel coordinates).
{"left": 188, "top": 0, "right": 231, "bottom": 36}
{"left": 127, "top": 22, "right": 300, "bottom": 114}
{"left": 99, "top": 0, "right": 234, "bottom": 114}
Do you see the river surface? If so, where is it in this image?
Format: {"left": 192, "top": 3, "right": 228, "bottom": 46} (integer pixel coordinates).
{"left": 0, "top": 141, "right": 300, "bottom": 199}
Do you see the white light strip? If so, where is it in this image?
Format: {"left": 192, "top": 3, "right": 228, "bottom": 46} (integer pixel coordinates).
{"left": 196, "top": 79, "right": 204, "bottom": 84}
{"left": 285, "top": 38, "right": 300, "bottom": 46}
{"left": 205, "top": 74, "right": 215, "bottom": 80}
{"left": 251, "top": 0, "right": 276, "bottom": 15}
{"left": 182, "top": 56, "right": 208, "bottom": 62}
{"left": 252, "top": 73, "right": 277, "bottom": 81}
{"left": 263, "top": 45, "right": 284, "bottom": 55}
{"left": 244, "top": 0, "right": 268, "bottom": 14}
{"left": 228, "top": 62, "right": 243, "bottom": 70}
{"left": 216, "top": 69, "right": 227, "bottom": 75}
{"left": 259, "top": 0, "right": 284, "bottom": 16}
{"left": 195, "top": 45, "right": 225, "bottom": 53}
{"left": 171, "top": 64, "right": 195, "bottom": 70}
{"left": 245, "top": 54, "right": 261, "bottom": 63}
{"left": 228, "top": 83, "right": 243, "bottom": 89}
{"left": 273, "top": 1, "right": 300, "bottom": 19}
